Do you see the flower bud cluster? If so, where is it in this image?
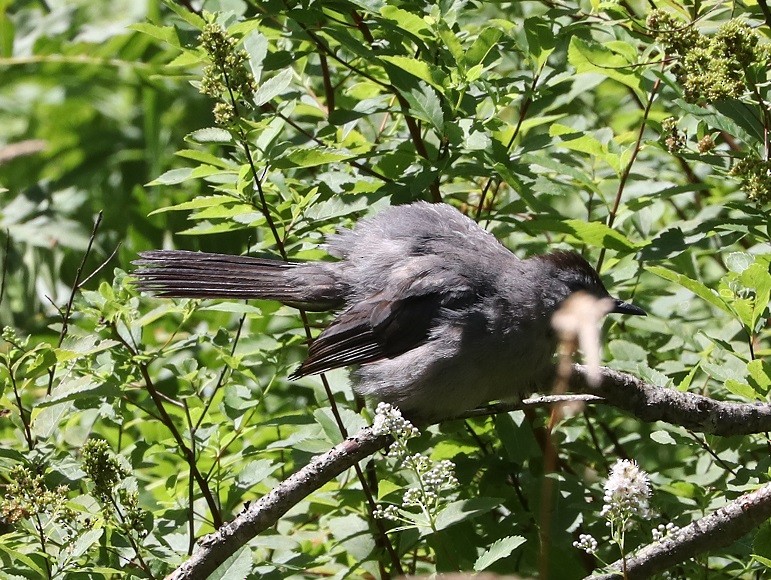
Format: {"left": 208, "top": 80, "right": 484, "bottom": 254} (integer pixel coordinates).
{"left": 573, "top": 533, "right": 598, "bottom": 554}
{"left": 730, "top": 157, "right": 771, "bottom": 204}
{"left": 199, "top": 23, "right": 257, "bottom": 126}
{"left": 371, "top": 403, "right": 458, "bottom": 528}
{"left": 652, "top": 522, "right": 681, "bottom": 541}
{"left": 647, "top": 11, "right": 770, "bottom": 104}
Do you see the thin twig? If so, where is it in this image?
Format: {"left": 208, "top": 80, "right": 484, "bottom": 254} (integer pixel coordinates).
{"left": 596, "top": 72, "right": 661, "bottom": 273}
{"left": 0, "top": 230, "right": 9, "bottom": 308}
{"left": 79, "top": 242, "right": 121, "bottom": 287}
{"left": 111, "top": 327, "right": 224, "bottom": 528}
{"left": 46, "top": 211, "right": 104, "bottom": 395}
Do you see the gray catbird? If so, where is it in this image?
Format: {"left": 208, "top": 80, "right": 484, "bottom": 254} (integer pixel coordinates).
{"left": 135, "top": 202, "right": 645, "bottom": 421}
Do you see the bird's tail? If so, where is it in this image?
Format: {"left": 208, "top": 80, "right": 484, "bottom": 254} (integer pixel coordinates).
{"left": 133, "top": 250, "right": 344, "bottom": 311}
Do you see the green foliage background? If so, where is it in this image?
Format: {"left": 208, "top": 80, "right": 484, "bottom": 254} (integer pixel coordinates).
{"left": 0, "top": 0, "right": 770, "bottom": 577}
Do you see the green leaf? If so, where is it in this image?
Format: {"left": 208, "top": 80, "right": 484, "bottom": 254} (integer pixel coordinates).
{"left": 523, "top": 218, "right": 642, "bottom": 252}
{"left": 235, "top": 459, "right": 279, "bottom": 489}
{"left": 725, "top": 252, "right": 754, "bottom": 273}
{"left": 36, "top": 376, "right": 119, "bottom": 408}
{"left": 438, "top": 23, "right": 464, "bottom": 67}
{"left": 273, "top": 148, "right": 355, "bottom": 169}
{"left": 724, "top": 379, "right": 758, "bottom": 400}
{"left": 549, "top": 124, "right": 620, "bottom": 172}
{"left": 568, "top": 37, "right": 641, "bottom": 93}
{"left": 646, "top": 265, "right": 732, "bottom": 316}
{"left": 209, "top": 546, "right": 252, "bottom": 580}
{"left": 69, "top": 529, "right": 104, "bottom": 560}
{"left": 254, "top": 68, "right": 293, "bottom": 106}
{"left": 465, "top": 27, "right": 503, "bottom": 68}
{"left": 650, "top": 430, "right": 677, "bottom": 445}
{"left": 380, "top": 55, "right": 446, "bottom": 91}
{"left": 748, "top": 360, "right": 771, "bottom": 395}
{"left": 149, "top": 195, "right": 236, "bottom": 215}
{"left": 523, "top": 17, "right": 555, "bottom": 68}
{"left": 162, "top": 0, "right": 206, "bottom": 29}
{"left": 739, "top": 256, "right": 771, "bottom": 331}
{"left": 402, "top": 83, "right": 444, "bottom": 132}
{"left": 129, "top": 22, "right": 181, "bottom": 47}
{"left": 474, "top": 535, "right": 526, "bottom": 571}
{"left": 147, "top": 167, "right": 194, "bottom": 186}
{"left": 380, "top": 6, "right": 431, "bottom": 40}
{"left": 434, "top": 497, "right": 502, "bottom": 531}
{"left": 244, "top": 30, "right": 268, "bottom": 81}
{"left": 187, "top": 128, "right": 233, "bottom": 144}
{"left": 0, "top": 539, "right": 47, "bottom": 576}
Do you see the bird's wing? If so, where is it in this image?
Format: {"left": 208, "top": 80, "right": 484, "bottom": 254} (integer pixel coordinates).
{"left": 291, "top": 274, "right": 473, "bottom": 377}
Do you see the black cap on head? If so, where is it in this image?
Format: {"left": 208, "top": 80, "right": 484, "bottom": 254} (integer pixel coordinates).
{"left": 538, "top": 251, "right": 646, "bottom": 316}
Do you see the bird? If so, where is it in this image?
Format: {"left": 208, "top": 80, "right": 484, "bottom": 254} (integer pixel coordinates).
{"left": 134, "top": 201, "right": 645, "bottom": 422}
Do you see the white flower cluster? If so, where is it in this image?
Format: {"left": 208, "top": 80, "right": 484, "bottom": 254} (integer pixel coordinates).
{"left": 424, "top": 460, "right": 458, "bottom": 491}
{"left": 372, "top": 402, "right": 420, "bottom": 439}
{"left": 572, "top": 533, "right": 598, "bottom": 554}
{"left": 373, "top": 504, "right": 400, "bottom": 521}
{"left": 600, "top": 459, "right": 652, "bottom": 523}
{"left": 652, "top": 522, "right": 680, "bottom": 542}
{"left": 400, "top": 460, "right": 458, "bottom": 508}
{"left": 372, "top": 404, "right": 459, "bottom": 529}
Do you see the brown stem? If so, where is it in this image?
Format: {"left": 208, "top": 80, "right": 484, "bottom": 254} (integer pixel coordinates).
{"left": 112, "top": 328, "right": 224, "bottom": 528}
{"left": 475, "top": 64, "right": 543, "bottom": 219}
{"left": 596, "top": 73, "right": 661, "bottom": 273}
{"left": 47, "top": 211, "right": 103, "bottom": 395}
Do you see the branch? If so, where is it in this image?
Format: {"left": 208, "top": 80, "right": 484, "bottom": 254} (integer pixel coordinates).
{"left": 167, "top": 427, "right": 392, "bottom": 579}
{"left": 167, "top": 365, "right": 771, "bottom": 577}
{"left": 568, "top": 365, "right": 771, "bottom": 436}
{"left": 590, "top": 482, "right": 771, "bottom": 579}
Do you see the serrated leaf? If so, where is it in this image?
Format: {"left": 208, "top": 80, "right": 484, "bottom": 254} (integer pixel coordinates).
{"left": 149, "top": 195, "right": 235, "bottom": 215}
{"left": 748, "top": 360, "right": 771, "bottom": 394}
{"left": 162, "top": 0, "right": 206, "bottom": 29}
{"left": 465, "top": 27, "right": 503, "bottom": 68}
{"left": 724, "top": 379, "right": 759, "bottom": 400}
{"left": 402, "top": 83, "right": 444, "bottom": 132}
{"left": 36, "top": 377, "right": 118, "bottom": 408}
{"left": 646, "top": 265, "right": 732, "bottom": 315}
{"left": 437, "top": 23, "right": 464, "bottom": 66}
{"left": 69, "top": 529, "right": 103, "bottom": 560}
{"left": 523, "top": 18, "right": 555, "bottom": 68}
{"left": 254, "top": 68, "right": 293, "bottom": 106}
{"left": 273, "top": 148, "right": 355, "bottom": 169}
{"left": 380, "top": 6, "right": 431, "bottom": 40}
{"left": 0, "top": 541, "right": 47, "bottom": 576}
{"left": 380, "top": 55, "right": 446, "bottom": 91}
{"left": 474, "top": 535, "right": 526, "bottom": 570}
{"left": 725, "top": 252, "right": 754, "bottom": 273}
{"left": 523, "top": 218, "right": 641, "bottom": 252}
{"left": 56, "top": 336, "right": 119, "bottom": 363}
{"left": 235, "top": 460, "right": 279, "bottom": 489}
{"left": 129, "top": 23, "right": 181, "bottom": 47}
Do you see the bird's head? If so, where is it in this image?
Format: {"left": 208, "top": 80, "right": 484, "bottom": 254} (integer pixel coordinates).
{"left": 533, "top": 251, "right": 646, "bottom": 316}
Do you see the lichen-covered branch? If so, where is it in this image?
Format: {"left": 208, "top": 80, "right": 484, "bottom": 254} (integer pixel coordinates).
{"left": 590, "top": 482, "right": 771, "bottom": 579}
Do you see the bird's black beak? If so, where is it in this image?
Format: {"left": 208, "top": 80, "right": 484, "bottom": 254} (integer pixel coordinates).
{"left": 611, "top": 298, "right": 646, "bottom": 316}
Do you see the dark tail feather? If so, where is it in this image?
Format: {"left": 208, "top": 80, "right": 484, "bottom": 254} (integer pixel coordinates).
{"left": 133, "top": 250, "right": 344, "bottom": 311}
